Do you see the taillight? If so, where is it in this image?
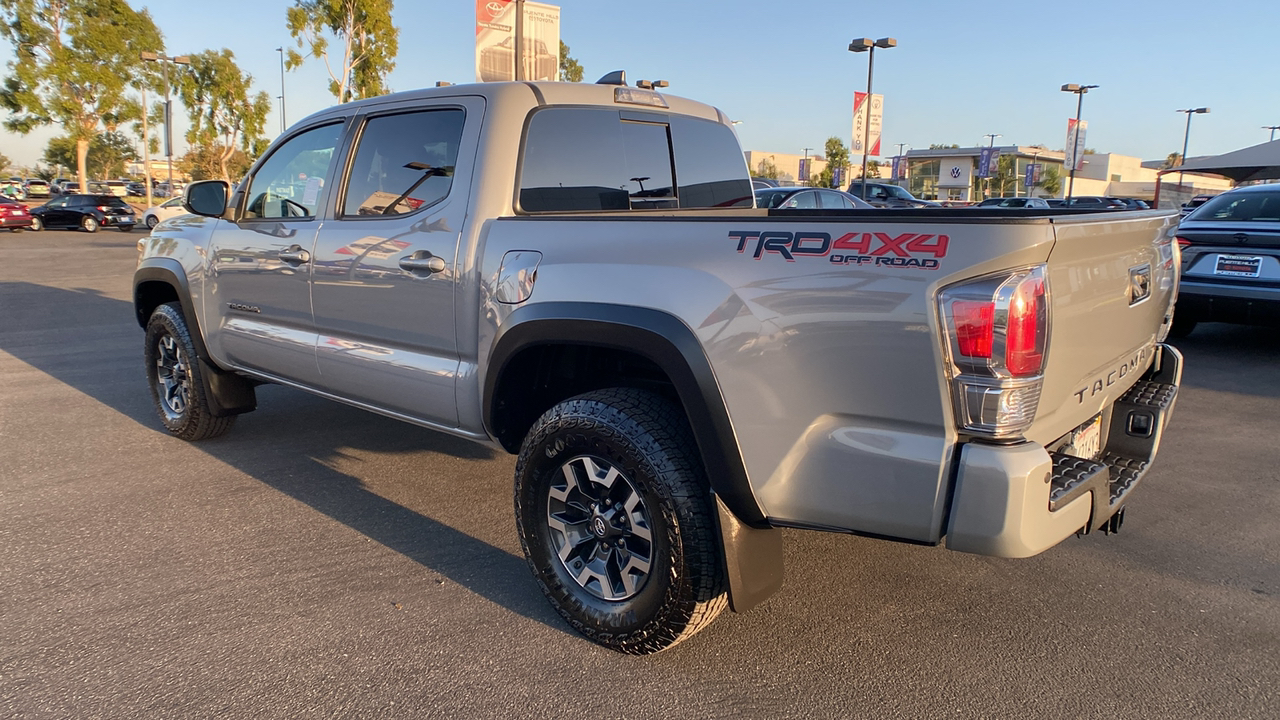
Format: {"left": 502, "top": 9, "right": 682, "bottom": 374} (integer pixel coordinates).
{"left": 940, "top": 265, "right": 1049, "bottom": 438}
{"left": 97, "top": 205, "right": 111, "bottom": 212}
{"left": 1175, "top": 236, "right": 1191, "bottom": 249}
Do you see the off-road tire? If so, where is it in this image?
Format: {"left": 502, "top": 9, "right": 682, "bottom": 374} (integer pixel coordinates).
{"left": 144, "top": 302, "right": 236, "bottom": 441}
{"left": 81, "top": 215, "right": 98, "bottom": 233}
{"left": 515, "top": 388, "right": 727, "bottom": 654}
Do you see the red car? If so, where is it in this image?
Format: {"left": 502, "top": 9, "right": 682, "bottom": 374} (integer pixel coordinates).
{"left": 0, "top": 198, "right": 33, "bottom": 232}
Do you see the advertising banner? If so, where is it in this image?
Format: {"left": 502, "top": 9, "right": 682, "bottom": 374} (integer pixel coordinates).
{"left": 798, "top": 158, "right": 809, "bottom": 182}
{"left": 977, "top": 147, "right": 1001, "bottom": 179}
{"left": 833, "top": 164, "right": 845, "bottom": 188}
{"left": 1024, "top": 163, "right": 1041, "bottom": 187}
{"left": 851, "top": 92, "right": 883, "bottom": 157}
{"left": 891, "top": 155, "right": 902, "bottom": 181}
{"left": 476, "top": 1, "right": 560, "bottom": 83}
{"left": 1064, "top": 118, "right": 1088, "bottom": 172}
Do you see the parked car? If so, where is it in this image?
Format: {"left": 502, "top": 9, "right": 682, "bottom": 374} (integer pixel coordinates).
{"left": 754, "top": 186, "right": 873, "bottom": 209}
{"left": 59, "top": 182, "right": 81, "bottom": 195}
{"left": 1180, "top": 194, "right": 1214, "bottom": 218}
{"left": 51, "top": 178, "right": 71, "bottom": 194}
{"left": 126, "top": 182, "right": 147, "bottom": 197}
{"left": 1115, "top": 197, "right": 1151, "bottom": 210}
{"left": 104, "top": 180, "right": 129, "bottom": 197}
{"left": 135, "top": 80, "right": 1181, "bottom": 655}
{"left": 1067, "top": 196, "right": 1127, "bottom": 210}
{"left": 23, "top": 179, "right": 51, "bottom": 198}
{"left": 975, "top": 197, "right": 1051, "bottom": 209}
{"left": 0, "top": 197, "right": 33, "bottom": 231}
{"left": 751, "top": 177, "right": 780, "bottom": 190}
{"left": 1172, "top": 184, "right": 1280, "bottom": 336}
{"left": 846, "top": 181, "right": 941, "bottom": 208}
{"left": 28, "top": 193, "right": 137, "bottom": 232}
{"left": 0, "top": 179, "right": 26, "bottom": 201}
{"left": 142, "top": 196, "right": 189, "bottom": 228}
{"left": 1046, "top": 199, "right": 1067, "bottom": 207}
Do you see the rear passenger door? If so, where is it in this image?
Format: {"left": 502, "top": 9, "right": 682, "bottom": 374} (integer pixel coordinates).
{"left": 309, "top": 98, "right": 483, "bottom": 427}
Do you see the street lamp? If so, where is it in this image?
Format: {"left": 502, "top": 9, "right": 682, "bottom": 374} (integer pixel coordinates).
{"left": 276, "top": 47, "right": 287, "bottom": 134}
{"left": 848, "top": 36, "right": 896, "bottom": 199}
{"left": 1264, "top": 125, "right": 1280, "bottom": 142}
{"left": 1060, "top": 83, "right": 1098, "bottom": 203}
{"left": 983, "top": 133, "right": 1001, "bottom": 199}
{"left": 141, "top": 51, "right": 190, "bottom": 197}
{"left": 1176, "top": 107, "right": 1210, "bottom": 190}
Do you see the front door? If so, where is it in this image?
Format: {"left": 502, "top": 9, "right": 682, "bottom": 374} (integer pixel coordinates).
{"left": 204, "top": 121, "right": 348, "bottom": 385}
{"left": 310, "top": 99, "right": 482, "bottom": 427}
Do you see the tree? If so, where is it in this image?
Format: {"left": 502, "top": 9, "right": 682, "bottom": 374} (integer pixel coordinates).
{"left": 819, "top": 136, "right": 849, "bottom": 189}
{"left": 1037, "top": 164, "right": 1062, "bottom": 196}
{"left": 0, "top": 151, "right": 8, "bottom": 171}
{"left": 754, "top": 156, "right": 779, "bottom": 180}
{"left": 178, "top": 144, "right": 254, "bottom": 181}
{"left": 1162, "top": 152, "right": 1182, "bottom": 169}
{"left": 285, "top": 0, "right": 399, "bottom": 104}
{"left": 177, "top": 49, "right": 272, "bottom": 181}
{"left": 559, "top": 40, "right": 583, "bottom": 82}
{"left": 0, "top": 0, "right": 162, "bottom": 190}
{"left": 43, "top": 132, "right": 134, "bottom": 179}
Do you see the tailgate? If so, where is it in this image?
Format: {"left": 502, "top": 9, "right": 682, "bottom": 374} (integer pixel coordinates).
{"left": 1029, "top": 211, "right": 1178, "bottom": 445}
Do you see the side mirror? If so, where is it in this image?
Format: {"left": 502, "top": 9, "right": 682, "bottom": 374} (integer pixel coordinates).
{"left": 184, "top": 180, "right": 229, "bottom": 218}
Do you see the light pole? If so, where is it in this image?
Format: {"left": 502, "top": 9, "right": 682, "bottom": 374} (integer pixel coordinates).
{"left": 1061, "top": 83, "right": 1098, "bottom": 203}
{"left": 1176, "top": 107, "right": 1210, "bottom": 191}
{"left": 1264, "top": 125, "right": 1280, "bottom": 142}
{"left": 848, "top": 37, "right": 896, "bottom": 199}
{"left": 894, "top": 142, "right": 909, "bottom": 187}
{"left": 276, "top": 47, "right": 287, "bottom": 133}
{"left": 983, "top": 133, "right": 1001, "bottom": 199}
{"left": 141, "top": 51, "right": 191, "bottom": 197}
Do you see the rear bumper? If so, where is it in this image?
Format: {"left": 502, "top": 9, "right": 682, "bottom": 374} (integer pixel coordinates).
{"left": 946, "top": 344, "right": 1182, "bottom": 558}
{"left": 1178, "top": 280, "right": 1280, "bottom": 324}
{"left": 0, "top": 215, "right": 32, "bottom": 227}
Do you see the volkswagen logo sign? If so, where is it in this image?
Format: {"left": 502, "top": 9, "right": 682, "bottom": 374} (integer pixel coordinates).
{"left": 950, "top": 166, "right": 962, "bottom": 179}
{"left": 591, "top": 517, "right": 609, "bottom": 537}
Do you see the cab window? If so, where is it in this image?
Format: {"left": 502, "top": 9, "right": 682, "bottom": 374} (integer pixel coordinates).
{"left": 243, "top": 122, "right": 344, "bottom": 220}
{"left": 341, "top": 109, "right": 465, "bottom": 217}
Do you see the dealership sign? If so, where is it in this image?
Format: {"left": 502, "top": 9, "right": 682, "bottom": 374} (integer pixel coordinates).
{"left": 476, "top": 1, "right": 560, "bottom": 83}
{"left": 851, "top": 92, "right": 883, "bottom": 156}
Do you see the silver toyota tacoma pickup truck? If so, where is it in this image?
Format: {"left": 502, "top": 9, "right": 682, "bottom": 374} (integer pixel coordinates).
{"left": 134, "top": 78, "right": 1183, "bottom": 654}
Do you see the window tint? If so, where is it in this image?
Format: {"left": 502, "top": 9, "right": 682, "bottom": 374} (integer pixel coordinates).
{"left": 818, "top": 191, "right": 854, "bottom": 209}
{"left": 754, "top": 189, "right": 789, "bottom": 208}
{"left": 669, "top": 116, "right": 753, "bottom": 208}
{"left": 1197, "top": 191, "right": 1280, "bottom": 222}
{"left": 342, "top": 109, "right": 465, "bottom": 217}
{"left": 783, "top": 191, "right": 818, "bottom": 209}
{"left": 519, "top": 108, "right": 751, "bottom": 212}
{"left": 244, "top": 122, "right": 344, "bottom": 220}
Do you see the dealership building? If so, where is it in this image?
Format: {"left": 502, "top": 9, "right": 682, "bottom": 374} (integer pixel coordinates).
{"left": 902, "top": 146, "right": 1230, "bottom": 205}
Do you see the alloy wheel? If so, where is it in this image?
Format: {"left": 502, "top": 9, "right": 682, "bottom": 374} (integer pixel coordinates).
{"left": 154, "top": 333, "right": 190, "bottom": 420}
{"left": 546, "top": 455, "right": 654, "bottom": 601}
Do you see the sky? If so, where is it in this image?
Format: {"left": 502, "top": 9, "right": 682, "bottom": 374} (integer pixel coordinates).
{"left": 3, "top": 0, "right": 1278, "bottom": 169}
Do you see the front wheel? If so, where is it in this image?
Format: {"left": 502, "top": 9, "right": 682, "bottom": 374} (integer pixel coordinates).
{"left": 514, "top": 388, "right": 726, "bottom": 654}
{"left": 143, "top": 302, "right": 236, "bottom": 441}
{"left": 81, "top": 215, "right": 98, "bottom": 233}
{"left": 146, "top": 214, "right": 159, "bottom": 229}
{"left": 29, "top": 216, "right": 42, "bottom": 232}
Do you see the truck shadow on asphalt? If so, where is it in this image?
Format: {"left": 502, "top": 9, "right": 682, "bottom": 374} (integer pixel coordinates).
{"left": 0, "top": 281, "right": 574, "bottom": 639}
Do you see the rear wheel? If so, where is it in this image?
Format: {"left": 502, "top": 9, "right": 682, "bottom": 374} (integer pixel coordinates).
{"left": 144, "top": 302, "right": 236, "bottom": 441}
{"left": 81, "top": 215, "right": 98, "bottom": 233}
{"left": 514, "top": 388, "right": 726, "bottom": 654}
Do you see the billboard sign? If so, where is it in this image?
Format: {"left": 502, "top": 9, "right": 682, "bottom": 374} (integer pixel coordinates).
{"left": 1024, "top": 163, "right": 1041, "bottom": 187}
{"left": 977, "top": 147, "right": 1001, "bottom": 179}
{"left": 851, "top": 92, "right": 883, "bottom": 157}
{"left": 1064, "top": 118, "right": 1088, "bottom": 171}
{"left": 476, "top": 1, "right": 560, "bottom": 83}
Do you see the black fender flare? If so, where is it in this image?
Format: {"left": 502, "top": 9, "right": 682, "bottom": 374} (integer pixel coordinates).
{"left": 485, "top": 302, "right": 783, "bottom": 612}
{"left": 133, "top": 258, "right": 256, "bottom": 417}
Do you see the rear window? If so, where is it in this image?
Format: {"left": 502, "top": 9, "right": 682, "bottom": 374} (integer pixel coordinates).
{"left": 1194, "top": 191, "right": 1280, "bottom": 222}
{"left": 518, "top": 107, "right": 751, "bottom": 212}
{"left": 94, "top": 195, "right": 129, "bottom": 207}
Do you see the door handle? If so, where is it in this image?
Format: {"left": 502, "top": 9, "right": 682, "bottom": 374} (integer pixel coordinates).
{"left": 278, "top": 245, "right": 311, "bottom": 264}
{"left": 399, "top": 251, "right": 446, "bottom": 274}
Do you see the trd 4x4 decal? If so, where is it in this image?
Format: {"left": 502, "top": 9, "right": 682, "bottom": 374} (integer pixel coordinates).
{"left": 728, "top": 230, "right": 948, "bottom": 269}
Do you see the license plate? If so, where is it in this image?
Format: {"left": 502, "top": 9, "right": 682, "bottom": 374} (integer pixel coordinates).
{"left": 1214, "top": 254, "right": 1262, "bottom": 277}
{"left": 1065, "top": 415, "right": 1102, "bottom": 460}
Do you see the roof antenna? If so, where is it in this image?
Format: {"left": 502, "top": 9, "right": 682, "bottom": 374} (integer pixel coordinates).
{"left": 595, "top": 70, "right": 626, "bottom": 86}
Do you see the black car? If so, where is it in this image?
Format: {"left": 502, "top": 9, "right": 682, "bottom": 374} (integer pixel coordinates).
{"left": 845, "top": 181, "right": 940, "bottom": 208}
{"left": 1114, "top": 197, "right": 1151, "bottom": 210}
{"left": 1172, "top": 184, "right": 1280, "bottom": 336}
{"left": 755, "top": 187, "right": 874, "bottom": 210}
{"left": 1066, "top": 196, "right": 1126, "bottom": 210}
{"left": 29, "top": 194, "right": 137, "bottom": 232}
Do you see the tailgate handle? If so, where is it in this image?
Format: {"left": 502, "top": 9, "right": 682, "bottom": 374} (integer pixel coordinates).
{"left": 399, "top": 251, "right": 446, "bottom": 274}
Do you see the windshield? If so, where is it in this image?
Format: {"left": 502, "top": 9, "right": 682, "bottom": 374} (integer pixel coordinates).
{"left": 1193, "top": 191, "right": 1280, "bottom": 222}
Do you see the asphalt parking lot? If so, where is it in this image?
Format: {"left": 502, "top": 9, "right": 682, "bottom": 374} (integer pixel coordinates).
{"left": 1, "top": 229, "right": 1276, "bottom": 719}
